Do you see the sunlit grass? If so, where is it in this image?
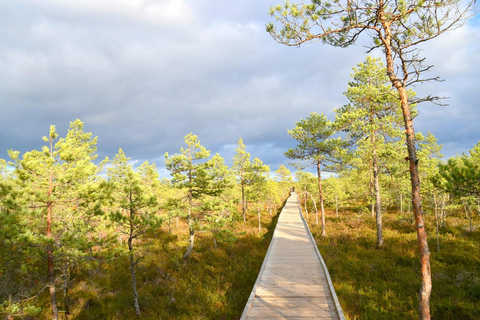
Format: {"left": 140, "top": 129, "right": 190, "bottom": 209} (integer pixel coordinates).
{"left": 306, "top": 205, "right": 480, "bottom": 320}
{"left": 52, "top": 202, "right": 284, "bottom": 319}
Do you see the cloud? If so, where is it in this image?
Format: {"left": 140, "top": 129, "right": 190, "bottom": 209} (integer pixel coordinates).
{"left": 0, "top": 0, "right": 478, "bottom": 176}
{"left": 43, "top": 0, "right": 195, "bottom": 26}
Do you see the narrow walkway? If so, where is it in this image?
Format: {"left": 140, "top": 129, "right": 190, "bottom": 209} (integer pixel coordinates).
{"left": 241, "top": 193, "right": 344, "bottom": 320}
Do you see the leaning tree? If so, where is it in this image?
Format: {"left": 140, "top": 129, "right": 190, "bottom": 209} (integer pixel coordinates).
{"left": 267, "top": 1, "right": 477, "bottom": 318}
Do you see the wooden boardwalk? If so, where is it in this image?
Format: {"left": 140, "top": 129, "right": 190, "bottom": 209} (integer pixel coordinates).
{"left": 241, "top": 193, "right": 345, "bottom": 320}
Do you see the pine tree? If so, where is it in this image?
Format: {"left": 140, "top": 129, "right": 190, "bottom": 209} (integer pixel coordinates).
{"left": 335, "top": 56, "right": 408, "bottom": 246}
{"left": 286, "top": 112, "right": 348, "bottom": 237}
{"left": 245, "top": 157, "right": 270, "bottom": 232}
{"left": 267, "top": 2, "right": 476, "bottom": 316}
{"left": 165, "top": 133, "right": 226, "bottom": 261}
{"left": 8, "top": 120, "right": 102, "bottom": 320}
{"left": 107, "top": 149, "right": 161, "bottom": 316}
{"left": 232, "top": 138, "right": 252, "bottom": 223}
{"left": 275, "top": 164, "right": 294, "bottom": 198}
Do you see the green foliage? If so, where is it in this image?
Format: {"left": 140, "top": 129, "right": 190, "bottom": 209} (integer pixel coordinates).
{"left": 0, "top": 120, "right": 292, "bottom": 319}
{"left": 433, "top": 142, "right": 480, "bottom": 198}
{"left": 336, "top": 56, "right": 405, "bottom": 141}
{"left": 308, "top": 206, "right": 480, "bottom": 320}
{"left": 3, "top": 120, "right": 107, "bottom": 318}
{"left": 286, "top": 112, "right": 348, "bottom": 170}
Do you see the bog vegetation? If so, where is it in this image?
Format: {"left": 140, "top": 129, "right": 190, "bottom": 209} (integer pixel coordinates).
{"left": 0, "top": 125, "right": 291, "bottom": 319}
{"left": 2, "top": 60, "right": 480, "bottom": 320}
{"left": 1, "top": 1, "right": 479, "bottom": 317}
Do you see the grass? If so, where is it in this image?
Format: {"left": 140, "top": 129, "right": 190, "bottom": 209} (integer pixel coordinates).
{"left": 305, "top": 205, "right": 480, "bottom": 320}
{"left": 41, "top": 202, "right": 284, "bottom": 320}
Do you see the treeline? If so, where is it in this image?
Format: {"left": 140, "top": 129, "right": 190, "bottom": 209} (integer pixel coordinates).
{"left": 0, "top": 122, "right": 293, "bottom": 319}
{"left": 287, "top": 56, "right": 479, "bottom": 246}
{"left": 286, "top": 56, "right": 479, "bottom": 318}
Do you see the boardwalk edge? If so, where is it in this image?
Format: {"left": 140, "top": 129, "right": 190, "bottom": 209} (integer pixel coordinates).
{"left": 239, "top": 195, "right": 286, "bottom": 320}
{"left": 296, "top": 195, "right": 346, "bottom": 320}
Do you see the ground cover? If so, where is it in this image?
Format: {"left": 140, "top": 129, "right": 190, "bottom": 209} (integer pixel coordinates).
{"left": 29, "top": 204, "right": 283, "bottom": 320}
{"left": 307, "top": 206, "right": 480, "bottom": 319}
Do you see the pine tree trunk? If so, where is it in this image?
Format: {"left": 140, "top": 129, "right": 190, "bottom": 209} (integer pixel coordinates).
{"left": 303, "top": 186, "right": 309, "bottom": 220}
{"left": 335, "top": 193, "right": 339, "bottom": 218}
{"left": 183, "top": 216, "right": 195, "bottom": 262}
{"left": 466, "top": 205, "right": 472, "bottom": 233}
{"left": 128, "top": 209, "right": 141, "bottom": 316}
{"left": 310, "top": 194, "right": 318, "bottom": 226}
{"left": 370, "top": 161, "right": 375, "bottom": 219}
{"left": 316, "top": 162, "right": 326, "bottom": 237}
{"left": 47, "top": 247, "right": 58, "bottom": 320}
{"left": 381, "top": 17, "right": 431, "bottom": 319}
{"left": 129, "top": 252, "right": 141, "bottom": 316}
{"left": 440, "top": 194, "right": 447, "bottom": 227}
{"left": 400, "top": 87, "right": 431, "bottom": 320}
{"left": 183, "top": 194, "right": 195, "bottom": 262}
{"left": 434, "top": 193, "right": 440, "bottom": 252}
{"left": 47, "top": 170, "right": 59, "bottom": 320}
{"left": 258, "top": 209, "right": 261, "bottom": 232}
{"left": 62, "top": 262, "right": 71, "bottom": 319}
{"left": 306, "top": 192, "right": 318, "bottom": 224}
{"left": 372, "top": 136, "right": 383, "bottom": 247}
{"left": 241, "top": 181, "right": 246, "bottom": 223}
{"left": 400, "top": 192, "right": 403, "bottom": 215}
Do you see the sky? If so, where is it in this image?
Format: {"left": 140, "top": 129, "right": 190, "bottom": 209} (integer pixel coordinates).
{"left": 1, "top": 0, "right": 479, "bottom": 178}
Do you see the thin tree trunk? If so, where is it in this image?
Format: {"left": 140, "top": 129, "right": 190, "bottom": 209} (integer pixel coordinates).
{"left": 303, "top": 186, "right": 309, "bottom": 220}
{"left": 372, "top": 136, "right": 383, "bottom": 247}
{"left": 370, "top": 162, "right": 375, "bottom": 219}
{"left": 465, "top": 204, "right": 472, "bottom": 233}
{"left": 183, "top": 194, "right": 195, "bottom": 262}
{"left": 183, "top": 214, "right": 195, "bottom": 262}
{"left": 310, "top": 193, "right": 318, "bottom": 225}
{"left": 316, "top": 162, "right": 326, "bottom": 237}
{"left": 129, "top": 250, "right": 141, "bottom": 316}
{"left": 62, "top": 262, "right": 71, "bottom": 319}
{"left": 305, "top": 192, "right": 318, "bottom": 224}
{"left": 434, "top": 193, "right": 440, "bottom": 252}
{"left": 47, "top": 170, "right": 59, "bottom": 320}
{"left": 335, "top": 193, "right": 339, "bottom": 218}
{"left": 400, "top": 192, "right": 403, "bottom": 215}
{"left": 258, "top": 208, "right": 261, "bottom": 232}
{"left": 440, "top": 194, "right": 447, "bottom": 227}
{"left": 381, "top": 15, "right": 431, "bottom": 319}
{"left": 128, "top": 207, "right": 141, "bottom": 316}
{"left": 47, "top": 247, "right": 58, "bottom": 320}
{"left": 241, "top": 181, "right": 246, "bottom": 223}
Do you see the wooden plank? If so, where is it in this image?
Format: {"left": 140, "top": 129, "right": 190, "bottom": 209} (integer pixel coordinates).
{"left": 241, "top": 194, "right": 344, "bottom": 320}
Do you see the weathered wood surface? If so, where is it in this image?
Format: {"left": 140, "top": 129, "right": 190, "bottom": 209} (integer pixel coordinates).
{"left": 241, "top": 193, "right": 344, "bottom": 320}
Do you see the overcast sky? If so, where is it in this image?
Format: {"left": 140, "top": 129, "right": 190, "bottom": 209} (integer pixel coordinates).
{"left": 1, "top": 0, "right": 479, "bottom": 177}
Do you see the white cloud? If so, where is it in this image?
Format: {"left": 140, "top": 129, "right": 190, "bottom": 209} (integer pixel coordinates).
{"left": 0, "top": 0, "right": 478, "bottom": 167}
{"left": 44, "top": 0, "right": 195, "bottom": 25}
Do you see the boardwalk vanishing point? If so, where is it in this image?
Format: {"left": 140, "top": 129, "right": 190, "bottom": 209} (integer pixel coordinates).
{"left": 241, "top": 193, "right": 345, "bottom": 320}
